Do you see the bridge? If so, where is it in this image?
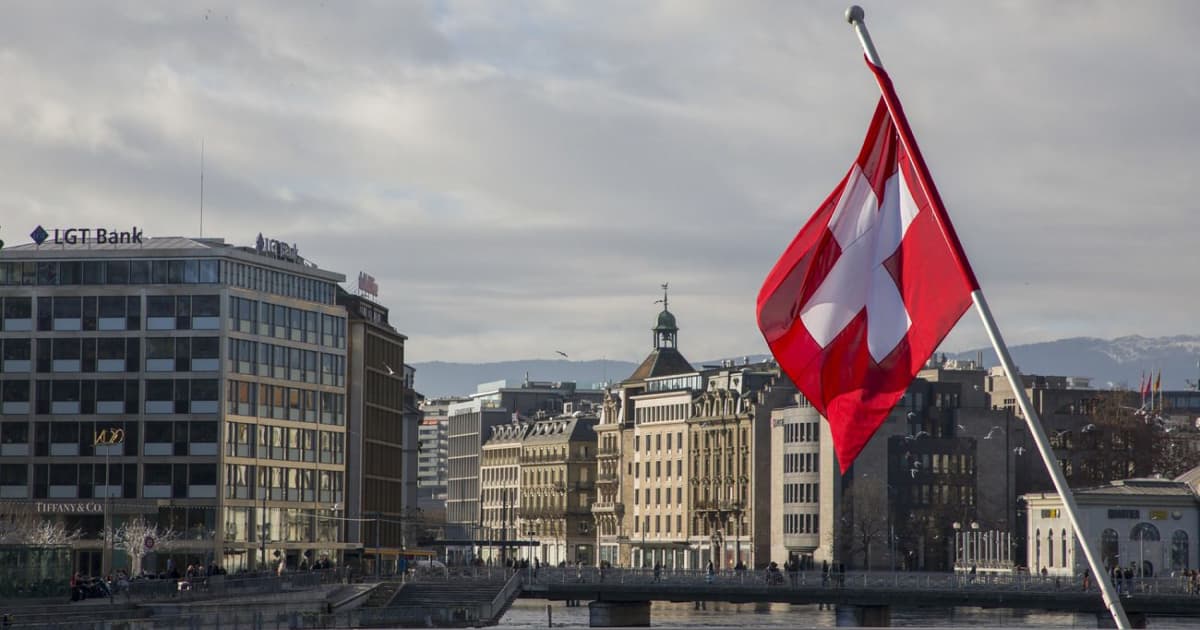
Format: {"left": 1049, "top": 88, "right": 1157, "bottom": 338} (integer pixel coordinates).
{"left": 516, "top": 566, "right": 1200, "bottom": 627}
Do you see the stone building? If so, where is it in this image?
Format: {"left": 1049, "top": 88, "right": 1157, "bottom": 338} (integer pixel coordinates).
{"left": 521, "top": 408, "right": 598, "bottom": 566}
{"left": 1025, "top": 477, "right": 1199, "bottom": 578}
{"left": 479, "top": 419, "right": 528, "bottom": 564}
{"left": 591, "top": 287, "right": 798, "bottom": 570}
{"left": 445, "top": 378, "right": 600, "bottom": 562}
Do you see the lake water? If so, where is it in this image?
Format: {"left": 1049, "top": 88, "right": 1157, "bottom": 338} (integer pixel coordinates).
{"left": 497, "top": 599, "right": 1198, "bottom": 628}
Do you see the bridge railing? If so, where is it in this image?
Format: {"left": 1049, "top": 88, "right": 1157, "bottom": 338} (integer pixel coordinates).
{"left": 521, "top": 566, "right": 1200, "bottom": 596}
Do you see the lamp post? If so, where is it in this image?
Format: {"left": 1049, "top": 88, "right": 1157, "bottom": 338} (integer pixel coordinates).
{"left": 260, "top": 476, "right": 269, "bottom": 571}
{"left": 526, "top": 523, "right": 537, "bottom": 564}
{"left": 952, "top": 521, "right": 961, "bottom": 570}
{"left": 970, "top": 522, "right": 980, "bottom": 570}
{"left": 94, "top": 427, "right": 125, "bottom": 578}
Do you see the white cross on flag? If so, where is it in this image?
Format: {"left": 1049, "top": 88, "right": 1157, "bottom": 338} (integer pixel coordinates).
{"left": 757, "top": 61, "right": 979, "bottom": 472}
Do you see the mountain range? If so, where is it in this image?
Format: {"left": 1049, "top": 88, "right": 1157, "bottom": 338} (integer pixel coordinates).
{"left": 411, "top": 335, "right": 1200, "bottom": 399}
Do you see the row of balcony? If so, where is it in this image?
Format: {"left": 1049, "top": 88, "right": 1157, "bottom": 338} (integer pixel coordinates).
{"left": 591, "top": 501, "right": 624, "bottom": 515}
{"left": 521, "top": 506, "right": 593, "bottom": 519}
{"left": 692, "top": 500, "right": 746, "bottom": 513}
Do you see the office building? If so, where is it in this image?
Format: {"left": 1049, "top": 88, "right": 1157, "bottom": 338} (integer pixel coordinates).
{"left": 417, "top": 397, "right": 459, "bottom": 524}
{"left": 0, "top": 233, "right": 349, "bottom": 574}
{"left": 340, "top": 289, "right": 417, "bottom": 572}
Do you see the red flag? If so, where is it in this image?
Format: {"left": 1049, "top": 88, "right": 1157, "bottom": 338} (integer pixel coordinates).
{"left": 1140, "top": 371, "right": 1150, "bottom": 401}
{"left": 757, "top": 60, "right": 978, "bottom": 472}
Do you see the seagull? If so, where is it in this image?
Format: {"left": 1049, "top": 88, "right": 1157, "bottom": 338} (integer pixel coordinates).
{"left": 383, "top": 363, "right": 396, "bottom": 376}
{"left": 984, "top": 426, "right": 1004, "bottom": 440}
{"left": 915, "top": 431, "right": 930, "bottom": 439}
{"left": 1013, "top": 447, "right": 1026, "bottom": 456}
{"left": 555, "top": 351, "right": 569, "bottom": 359}
{"left": 1082, "top": 423, "right": 1098, "bottom": 433}
{"left": 909, "top": 468, "right": 919, "bottom": 478}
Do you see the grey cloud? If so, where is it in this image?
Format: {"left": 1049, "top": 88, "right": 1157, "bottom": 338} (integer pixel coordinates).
{"left": 0, "top": 1, "right": 1195, "bottom": 364}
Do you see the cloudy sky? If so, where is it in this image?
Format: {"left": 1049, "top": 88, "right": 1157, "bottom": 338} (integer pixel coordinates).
{"left": 1, "top": 1, "right": 1196, "bottom": 364}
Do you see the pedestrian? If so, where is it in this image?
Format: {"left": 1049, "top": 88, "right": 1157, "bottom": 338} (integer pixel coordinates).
{"left": 653, "top": 562, "right": 661, "bottom": 582}
{"left": 1082, "top": 568, "right": 1090, "bottom": 591}
{"left": 705, "top": 560, "right": 715, "bottom": 584}
{"left": 821, "top": 560, "right": 829, "bottom": 587}
{"left": 969, "top": 565, "right": 977, "bottom": 584}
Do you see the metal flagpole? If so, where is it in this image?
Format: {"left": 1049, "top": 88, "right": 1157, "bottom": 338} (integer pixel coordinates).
{"left": 844, "top": 6, "right": 1131, "bottom": 628}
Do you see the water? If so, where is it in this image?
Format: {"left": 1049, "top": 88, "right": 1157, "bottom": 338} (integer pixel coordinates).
{"left": 497, "top": 599, "right": 1198, "bottom": 628}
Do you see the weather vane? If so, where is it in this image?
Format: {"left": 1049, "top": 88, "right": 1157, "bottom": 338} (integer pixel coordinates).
{"left": 654, "top": 283, "right": 669, "bottom": 310}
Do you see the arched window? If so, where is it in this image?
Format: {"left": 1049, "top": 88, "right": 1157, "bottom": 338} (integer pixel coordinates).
{"left": 1131, "top": 522, "right": 1160, "bottom": 542}
{"left": 1048, "top": 529, "right": 1055, "bottom": 568}
{"left": 1035, "top": 528, "right": 1042, "bottom": 570}
{"left": 1172, "top": 531, "right": 1189, "bottom": 572}
{"left": 1061, "top": 528, "right": 1068, "bottom": 568}
{"left": 1100, "top": 529, "right": 1119, "bottom": 570}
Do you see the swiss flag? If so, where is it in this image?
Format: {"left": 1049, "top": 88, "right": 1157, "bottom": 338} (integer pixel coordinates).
{"left": 757, "top": 60, "right": 979, "bottom": 472}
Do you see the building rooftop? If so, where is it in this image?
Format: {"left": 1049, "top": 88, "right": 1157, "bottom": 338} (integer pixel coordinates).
{"left": 1, "top": 234, "right": 345, "bottom": 282}
{"left": 624, "top": 347, "right": 694, "bottom": 384}
{"left": 1076, "top": 478, "right": 1195, "bottom": 498}
{"left": 522, "top": 413, "right": 598, "bottom": 444}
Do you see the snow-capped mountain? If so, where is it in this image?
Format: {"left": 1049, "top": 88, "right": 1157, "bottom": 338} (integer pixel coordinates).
{"left": 411, "top": 336, "right": 1200, "bottom": 398}
{"left": 949, "top": 335, "right": 1200, "bottom": 390}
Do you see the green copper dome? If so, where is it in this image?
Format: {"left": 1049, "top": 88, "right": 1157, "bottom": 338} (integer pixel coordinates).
{"left": 655, "top": 309, "right": 677, "bottom": 331}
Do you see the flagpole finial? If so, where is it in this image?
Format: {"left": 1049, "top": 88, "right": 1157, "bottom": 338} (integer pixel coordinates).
{"left": 844, "top": 5, "right": 883, "bottom": 67}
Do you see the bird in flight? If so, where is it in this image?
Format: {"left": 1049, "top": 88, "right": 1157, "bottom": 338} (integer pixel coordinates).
{"left": 555, "top": 351, "right": 569, "bottom": 359}
{"left": 383, "top": 363, "right": 396, "bottom": 376}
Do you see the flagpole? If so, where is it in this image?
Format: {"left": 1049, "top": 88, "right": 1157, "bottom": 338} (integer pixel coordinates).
{"left": 844, "top": 6, "right": 1131, "bottom": 628}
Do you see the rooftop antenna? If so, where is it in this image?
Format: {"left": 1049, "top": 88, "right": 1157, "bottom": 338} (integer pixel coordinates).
{"left": 199, "top": 140, "right": 205, "bottom": 238}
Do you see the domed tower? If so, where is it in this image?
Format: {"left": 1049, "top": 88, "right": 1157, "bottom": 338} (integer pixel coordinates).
{"left": 653, "top": 283, "right": 678, "bottom": 349}
{"left": 624, "top": 283, "right": 693, "bottom": 384}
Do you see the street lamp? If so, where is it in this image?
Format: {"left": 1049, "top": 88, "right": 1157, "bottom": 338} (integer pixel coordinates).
{"left": 94, "top": 427, "right": 125, "bottom": 578}
{"left": 260, "top": 474, "right": 269, "bottom": 571}
{"left": 952, "top": 522, "right": 961, "bottom": 570}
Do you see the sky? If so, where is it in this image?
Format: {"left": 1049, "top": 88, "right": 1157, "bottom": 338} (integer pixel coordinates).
{"left": 1, "top": 1, "right": 1197, "bottom": 364}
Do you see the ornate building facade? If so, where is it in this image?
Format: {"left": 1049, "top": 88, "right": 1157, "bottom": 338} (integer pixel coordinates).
{"left": 520, "top": 409, "right": 598, "bottom": 566}
{"left": 590, "top": 286, "right": 797, "bottom": 569}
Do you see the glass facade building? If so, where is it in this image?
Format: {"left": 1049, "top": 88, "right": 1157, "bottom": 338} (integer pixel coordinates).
{"left": 0, "top": 235, "right": 349, "bottom": 574}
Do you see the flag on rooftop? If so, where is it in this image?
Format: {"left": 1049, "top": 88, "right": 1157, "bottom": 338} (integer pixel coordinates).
{"left": 757, "top": 58, "right": 978, "bottom": 473}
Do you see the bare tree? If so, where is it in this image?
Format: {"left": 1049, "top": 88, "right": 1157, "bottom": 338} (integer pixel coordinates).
{"left": 106, "top": 518, "right": 180, "bottom": 575}
{"left": 1070, "top": 390, "right": 1200, "bottom": 486}
{"left": 839, "top": 481, "right": 887, "bottom": 569}
{"left": 0, "top": 512, "right": 82, "bottom": 546}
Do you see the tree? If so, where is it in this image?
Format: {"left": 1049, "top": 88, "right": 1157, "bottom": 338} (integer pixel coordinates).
{"left": 1068, "top": 390, "right": 1200, "bottom": 487}
{"left": 106, "top": 518, "right": 180, "bottom": 575}
{"left": 836, "top": 480, "right": 888, "bottom": 569}
{"left": 0, "top": 512, "right": 81, "bottom": 546}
